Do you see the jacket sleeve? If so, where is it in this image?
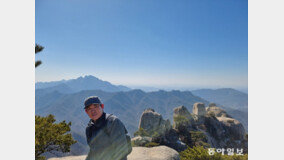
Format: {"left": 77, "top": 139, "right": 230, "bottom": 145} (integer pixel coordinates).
{"left": 85, "top": 126, "right": 91, "bottom": 146}
{"left": 108, "top": 118, "right": 129, "bottom": 160}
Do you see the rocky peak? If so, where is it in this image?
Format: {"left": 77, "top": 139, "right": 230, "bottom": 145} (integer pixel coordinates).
{"left": 216, "top": 116, "right": 245, "bottom": 140}
{"left": 144, "top": 108, "right": 155, "bottom": 112}
{"left": 173, "top": 106, "right": 194, "bottom": 130}
{"left": 173, "top": 106, "right": 193, "bottom": 119}
{"left": 134, "top": 103, "right": 247, "bottom": 154}
{"left": 207, "top": 105, "right": 231, "bottom": 118}
{"left": 192, "top": 102, "right": 206, "bottom": 116}
{"left": 208, "top": 103, "right": 217, "bottom": 107}
{"left": 138, "top": 108, "right": 171, "bottom": 136}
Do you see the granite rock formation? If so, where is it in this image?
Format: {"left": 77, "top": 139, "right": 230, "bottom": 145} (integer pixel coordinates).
{"left": 138, "top": 108, "right": 171, "bottom": 136}
{"left": 192, "top": 102, "right": 206, "bottom": 116}
{"left": 48, "top": 146, "right": 180, "bottom": 160}
{"left": 133, "top": 103, "right": 248, "bottom": 153}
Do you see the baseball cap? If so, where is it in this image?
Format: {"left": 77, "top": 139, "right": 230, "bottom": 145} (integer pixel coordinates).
{"left": 84, "top": 96, "right": 102, "bottom": 109}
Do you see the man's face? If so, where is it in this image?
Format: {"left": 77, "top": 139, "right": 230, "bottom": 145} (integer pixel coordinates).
{"left": 85, "top": 104, "right": 103, "bottom": 121}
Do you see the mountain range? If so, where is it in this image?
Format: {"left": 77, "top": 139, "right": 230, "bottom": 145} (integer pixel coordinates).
{"left": 36, "top": 75, "right": 131, "bottom": 93}
{"left": 35, "top": 75, "right": 248, "bottom": 156}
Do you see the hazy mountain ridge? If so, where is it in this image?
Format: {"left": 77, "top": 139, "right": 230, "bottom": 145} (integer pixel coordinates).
{"left": 36, "top": 75, "right": 131, "bottom": 93}
{"left": 192, "top": 88, "right": 248, "bottom": 110}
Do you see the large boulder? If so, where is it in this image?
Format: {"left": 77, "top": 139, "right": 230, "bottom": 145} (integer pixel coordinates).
{"left": 48, "top": 146, "right": 180, "bottom": 160}
{"left": 216, "top": 116, "right": 246, "bottom": 140}
{"left": 197, "top": 114, "right": 247, "bottom": 150}
{"left": 138, "top": 108, "right": 171, "bottom": 136}
{"left": 48, "top": 155, "right": 86, "bottom": 160}
{"left": 201, "top": 115, "right": 229, "bottom": 147}
{"left": 192, "top": 103, "right": 206, "bottom": 116}
{"left": 127, "top": 146, "right": 180, "bottom": 160}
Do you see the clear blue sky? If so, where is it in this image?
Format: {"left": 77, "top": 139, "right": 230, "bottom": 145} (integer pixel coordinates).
{"left": 36, "top": 0, "right": 248, "bottom": 90}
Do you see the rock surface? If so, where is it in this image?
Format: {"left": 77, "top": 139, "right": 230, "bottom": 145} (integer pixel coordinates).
{"left": 127, "top": 146, "right": 180, "bottom": 160}
{"left": 48, "top": 155, "right": 86, "bottom": 160}
{"left": 134, "top": 104, "right": 247, "bottom": 153}
{"left": 138, "top": 108, "right": 171, "bottom": 136}
{"left": 217, "top": 116, "right": 246, "bottom": 140}
{"left": 206, "top": 104, "right": 231, "bottom": 118}
{"left": 173, "top": 106, "right": 194, "bottom": 123}
{"left": 48, "top": 146, "right": 180, "bottom": 160}
{"left": 192, "top": 102, "right": 206, "bottom": 116}
{"left": 173, "top": 103, "right": 247, "bottom": 152}
{"left": 135, "top": 108, "right": 187, "bottom": 152}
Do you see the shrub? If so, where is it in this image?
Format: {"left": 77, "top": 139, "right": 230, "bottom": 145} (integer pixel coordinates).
{"left": 145, "top": 142, "right": 160, "bottom": 148}
{"left": 151, "top": 131, "right": 160, "bottom": 138}
{"left": 190, "top": 131, "right": 210, "bottom": 148}
{"left": 173, "top": 115, "right": 191, "bottom": 130}
{"left": 134, "top": 127, "right": 150, "bottom": 137}
{"left": 35, "top": 114, "right": 76, "bottom": 160}
{"left": 131, "top": 140, "right": 138, "bottom": 147}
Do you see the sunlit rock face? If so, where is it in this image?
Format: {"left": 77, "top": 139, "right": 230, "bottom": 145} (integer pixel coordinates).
{"left": 192, "top": 102, "right": 206, "bottom": 116}
{"left": 48, "top": 146, "right": 180, "bottom": 160}
{"left": 138, "top": 108, "right": 171, "bottom": 136}
{"left": 127, "top": 146, "right": 180, "bottom": 160}
{"left": 172, "top": 103, "right": 247, "bottom": 152}
{"left": 173, "top": 106, "right": 194, "bottom": 123}
{"left": 206, "top": 103, "right": 231, "bottom": 118}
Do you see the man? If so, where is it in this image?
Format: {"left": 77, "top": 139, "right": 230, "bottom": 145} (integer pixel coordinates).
{"left": 84, "top": 96, "right": 131, "bottom": 160}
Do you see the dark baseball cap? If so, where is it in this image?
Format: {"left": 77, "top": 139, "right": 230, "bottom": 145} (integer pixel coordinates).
{"left": 84, "top": 96, "right": 102, "bottom": 109}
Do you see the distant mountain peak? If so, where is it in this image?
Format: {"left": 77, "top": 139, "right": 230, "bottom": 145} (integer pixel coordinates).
{"left": 36, "top": 75, "right": 131, "bottom": 93}
{"left": 82, "top": 75, "right": 99, "bottom": 80}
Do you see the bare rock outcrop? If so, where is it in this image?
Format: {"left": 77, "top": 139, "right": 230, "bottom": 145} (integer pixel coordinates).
{"left": 206, "top": 103, "right": 231, "bottom": 118}
{"left": 192, "top": 102, "right": 206, "bottom": 116}
{"left": 135, "top": 108, "right": 187, "bottom": 152}
{"left": 48, "top": 146, "right": 180, "bottom": 160}
{"left": 216, "top": 116, "right": 246, "bottom": 140}
{"left": 127, "top": 146, "right": 180, "bottom": 160}
{"left": 172, "top": 103, "right": 247, "bottom": 153}
{"left": 173, "top": 106, "right": 194, "bottom": 129}
{"left": 48, "top": 155, "right": 86, "bottom": 160}
{"left": 138, "top": 108, "right": 171, "bottom": 136}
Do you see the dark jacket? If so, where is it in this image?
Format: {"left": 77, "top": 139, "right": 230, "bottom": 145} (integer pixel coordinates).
{"left": 85, "top": 112, "right": 129, "bottom": 160}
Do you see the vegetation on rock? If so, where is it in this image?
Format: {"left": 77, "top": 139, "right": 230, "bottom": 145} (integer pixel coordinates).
{"left": 134, "top": 128, "right": 150, "bottom": 137}
{"left": 145, "top": 142, "right": 160, "bottom": 148}
{"left": 173, "top": 115, "right": 191, "bottom": 129}
{"left": 190, "top": 131, "right": 210, "bottom": 148}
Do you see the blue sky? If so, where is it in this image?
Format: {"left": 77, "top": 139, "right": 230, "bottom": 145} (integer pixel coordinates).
{"left": 36, "top": 0, "right": 248, "bottom": 90}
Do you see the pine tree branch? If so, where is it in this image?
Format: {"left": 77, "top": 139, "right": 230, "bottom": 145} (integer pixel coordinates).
{"left": 35, "top": 44, "right": 44, "bottom": 54}
{"left": 35, "top": 61, "right": 42, "bottom": 67}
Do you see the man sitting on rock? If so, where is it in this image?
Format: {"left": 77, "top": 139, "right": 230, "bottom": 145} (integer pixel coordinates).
{"left": 84, "top": 96, "right": 132, "bottom": 160}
